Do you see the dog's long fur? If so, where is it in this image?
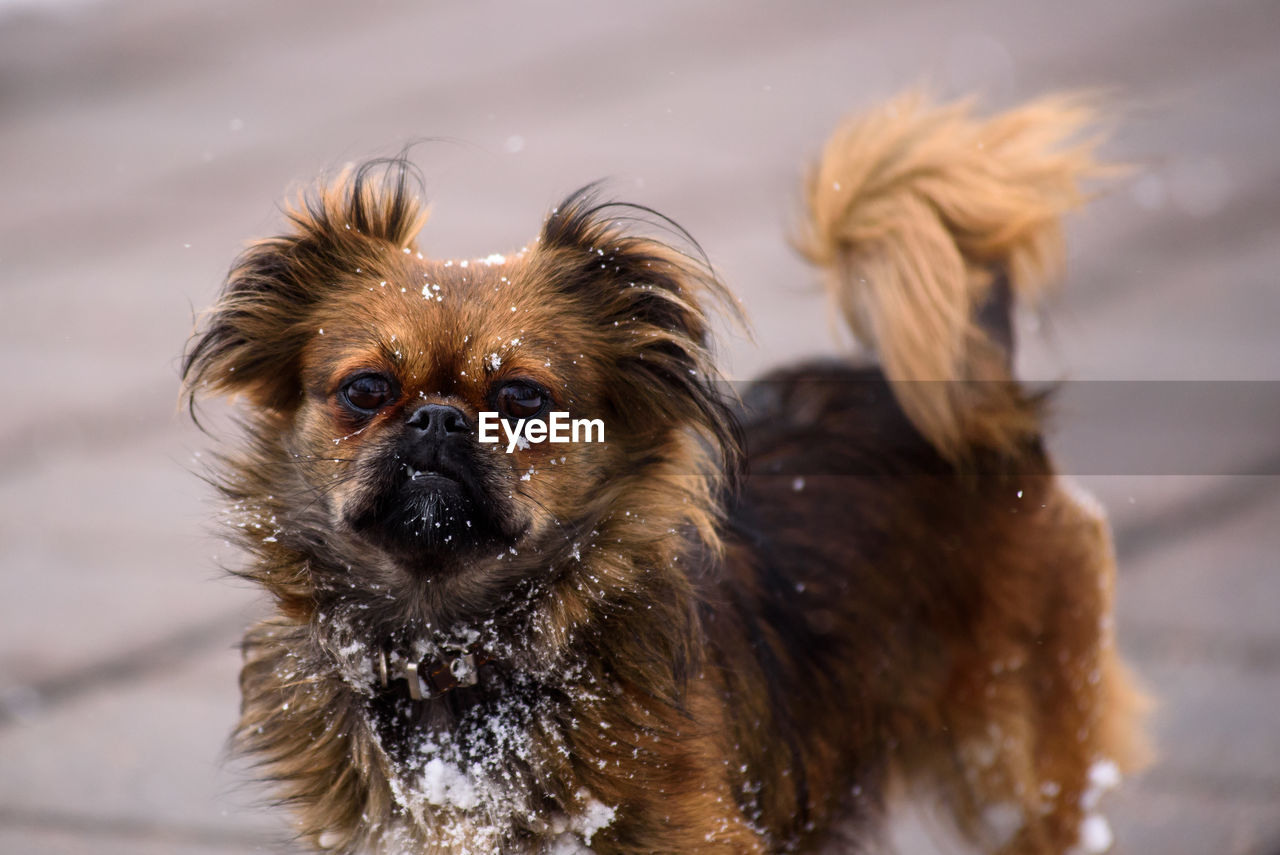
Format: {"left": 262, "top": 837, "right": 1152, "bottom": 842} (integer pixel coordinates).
{"left": 185, "top": 94, "right": 1146, "bottom": 853}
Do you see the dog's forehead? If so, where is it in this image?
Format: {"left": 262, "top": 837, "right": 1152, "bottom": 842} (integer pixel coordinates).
{"left": 315, "top": 255, "right": 511, "bottom": 334}
{"left": 305, "top": 251, "right": 591, "bottom": 393}
{"left": 387, "top": 252, "right": 577, "bottom": 347}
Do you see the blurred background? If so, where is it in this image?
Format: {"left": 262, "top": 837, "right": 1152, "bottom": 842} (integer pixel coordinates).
{"left": 1, "top": 0, "right": 1277, "bottom": 852}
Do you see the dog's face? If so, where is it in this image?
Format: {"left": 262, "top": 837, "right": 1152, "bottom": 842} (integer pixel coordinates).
{"left": 293, "top": 252, "right": 615, "bottom": 572}
{"left": 185, "top": 163, "right": 738, "bottom": 630}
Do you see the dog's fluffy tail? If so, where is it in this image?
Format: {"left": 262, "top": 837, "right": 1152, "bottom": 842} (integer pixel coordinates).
{"left": 797, "top": 92, "right": 1106, "bottom": 460}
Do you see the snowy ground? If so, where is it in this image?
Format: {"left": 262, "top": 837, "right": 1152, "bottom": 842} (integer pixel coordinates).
{"left": 1, "top": 1, "right": 1278, "bottom": 852}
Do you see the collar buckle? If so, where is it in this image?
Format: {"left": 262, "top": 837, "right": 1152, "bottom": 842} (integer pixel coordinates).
{"left": 376, "top": 648, "right": 486, "bottom": 700}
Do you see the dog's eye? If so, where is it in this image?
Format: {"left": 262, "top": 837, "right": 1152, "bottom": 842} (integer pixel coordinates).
{"left": 341, "top": 374, "right": 395, "bottom": 414}
{"left": 495, "top": 381, "right": 547, "bottom": 420}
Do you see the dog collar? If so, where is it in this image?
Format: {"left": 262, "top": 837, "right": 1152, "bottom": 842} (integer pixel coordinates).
{"left": 375, "top": 647, "right": 492, "bottom": 701}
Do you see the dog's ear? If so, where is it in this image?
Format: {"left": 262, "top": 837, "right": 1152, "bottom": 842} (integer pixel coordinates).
{"left": 182, "top": 158, "right": 428, "bottom": 413}
{"left": 536, "top": 188, "right": 745, "bottom": 484}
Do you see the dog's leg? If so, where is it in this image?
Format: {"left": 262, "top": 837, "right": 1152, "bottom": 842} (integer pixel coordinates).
{"left": 912, "top": 482, "right": 1149, "bottom": 855}
{"left": 1000, "top": 484, "right": 1149, "bottom": 855}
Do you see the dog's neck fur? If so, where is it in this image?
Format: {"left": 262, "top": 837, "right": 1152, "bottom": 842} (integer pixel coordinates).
{"left": 237, "top": 547, "right": 702, "bottom": 852}
{"left": 225, "top": 440, "right": 717, "bottom": 852}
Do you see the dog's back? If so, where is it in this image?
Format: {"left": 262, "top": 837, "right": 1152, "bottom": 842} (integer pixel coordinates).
{"left": 714, "top": 94, "right": 1149, "bottom": 854}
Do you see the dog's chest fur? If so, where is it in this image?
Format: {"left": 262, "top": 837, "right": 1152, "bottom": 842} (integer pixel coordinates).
{"left": 240, "top": 615, "right": 627, "bottom": 854}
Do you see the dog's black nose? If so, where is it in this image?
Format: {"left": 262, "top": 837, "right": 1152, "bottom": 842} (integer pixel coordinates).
{"left": 406, "top": 403, "right": 470, "bottom": 438}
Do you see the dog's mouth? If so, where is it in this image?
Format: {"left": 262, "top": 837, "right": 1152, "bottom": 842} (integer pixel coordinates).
{"left": 343, "top": 453, "right": 517, "bottom": 569}
{"left": 405, "top": 466, "right": 460, "bottom": 485}
{"left": 398, "top": 461, "right": 481, "bottom": 510}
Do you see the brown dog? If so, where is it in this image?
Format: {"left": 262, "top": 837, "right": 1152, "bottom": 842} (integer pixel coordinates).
{"left": 184, "top": 93, "right": 1147, "bottom": 853}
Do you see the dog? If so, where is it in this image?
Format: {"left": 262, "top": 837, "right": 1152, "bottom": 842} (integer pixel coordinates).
{"left": 183, "top": 93, "right": 1147, "bottom": 854}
